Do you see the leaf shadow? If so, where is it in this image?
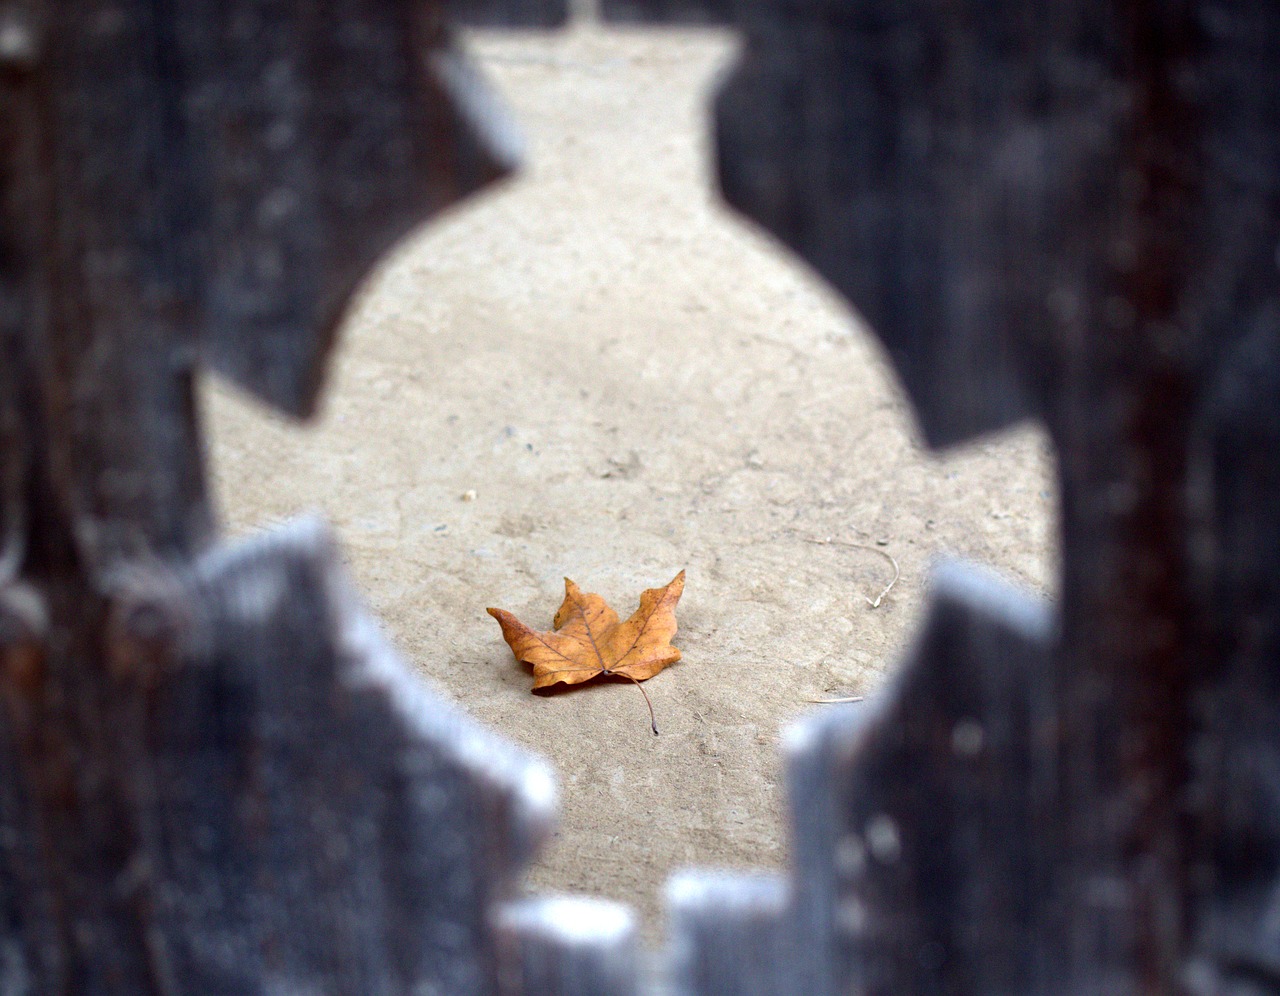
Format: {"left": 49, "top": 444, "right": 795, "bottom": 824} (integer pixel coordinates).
{"left": 529, "top": 671, "right": 658, "bottom": 697}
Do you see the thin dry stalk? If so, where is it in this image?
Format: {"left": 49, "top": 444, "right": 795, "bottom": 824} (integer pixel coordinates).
{"left": 799, "top": 535, "right": 900, "bottom": 608}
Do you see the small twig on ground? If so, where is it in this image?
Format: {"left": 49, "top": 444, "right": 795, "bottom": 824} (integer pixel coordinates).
{"left": 803, "top": 695, "right": 865, "bottom": 704}
{"left": 799, "top": 535, "right": 900, "bottom": 608}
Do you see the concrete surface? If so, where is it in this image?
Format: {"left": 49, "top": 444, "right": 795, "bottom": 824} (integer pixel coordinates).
{"left": 203, "top": 18, "right": 1056, "bottom": 945}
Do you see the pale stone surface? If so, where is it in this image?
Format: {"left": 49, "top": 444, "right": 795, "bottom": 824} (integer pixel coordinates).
{"left": 203, "top": 18, "right": 1055, "bottom": 944}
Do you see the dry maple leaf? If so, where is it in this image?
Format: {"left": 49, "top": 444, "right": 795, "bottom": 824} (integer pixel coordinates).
{"left": 487, "top": 571, "right": 686, "bottom": 735}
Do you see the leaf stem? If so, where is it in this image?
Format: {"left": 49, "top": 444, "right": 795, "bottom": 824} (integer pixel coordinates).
{"left": 612, "top": 671, "right": 659, "bottom": 735}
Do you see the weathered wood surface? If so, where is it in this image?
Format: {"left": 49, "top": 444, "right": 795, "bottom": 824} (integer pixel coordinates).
{"left": 496, "top": 896, "right": 641, "bottom": 995}
{"left": 604, "top": 1, "right": 1280, "bottom": 993}
{"left": 785, "top": 567, "right": 1054, "bottom": 994}
{"left": 447, "top": 0, "right": 567, "bottom": 26}
{"left": 665, "top": 870, "right": 795, "bottom": 995}
{"left": 0, "top": 1, "right": 577, "bottom": 992}
{"left": 4, "top": 0, "right": 1280, "bottom": 992}
{"left": 2, "top": 0, "right": 548, "bottom": 570}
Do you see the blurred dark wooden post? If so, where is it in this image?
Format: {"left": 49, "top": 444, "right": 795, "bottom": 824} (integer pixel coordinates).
{"left": 0, "top": 2, "right": 583, "bottom": 992}
{"left": 605, "top": 1, "right": 1280, "bottom": 993}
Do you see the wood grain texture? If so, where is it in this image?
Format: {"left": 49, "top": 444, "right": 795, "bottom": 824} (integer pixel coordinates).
{"left": 608, "top": 2, "right": 1280, "bottom": 992}
{"left": 601, "top": 0, "right": 730, "bottom": 24}
{"left": 4, "top": 0, "right": 1280, "bottom": 991}
{"left": 495, "top": 896, "right": 641, "bottom": 996}
{"left": 665, "top": 871, "right": 795, "bottom": 996}
{"left": 1, "top": 0, "right": 532, "bottom": 575}
{"left": 1183, "top": 329, "right": 1280, "bottom": 992}
{"left": 446, "top": 0, "right": 568, "bottom": 27}
{"left": 785, "top": 565, "right": 1053, "bottom": 996}
{"left": 0, "top": 520, "right": 557, "bottom": 993}
{"left": 0, "top": 2, "right": 568, "bottom": 992}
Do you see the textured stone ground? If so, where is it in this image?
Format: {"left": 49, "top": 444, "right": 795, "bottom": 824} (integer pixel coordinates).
{"left": 204, "top": 18, "right": 1056, "bottom": 945}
